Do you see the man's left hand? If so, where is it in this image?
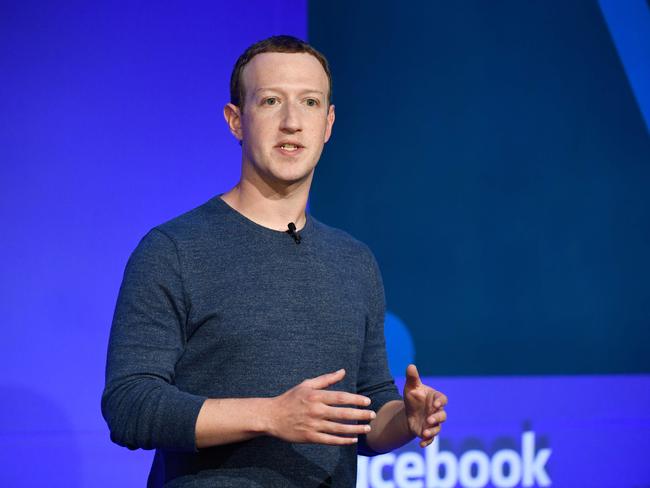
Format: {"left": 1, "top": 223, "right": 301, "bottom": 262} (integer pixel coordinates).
{"left": 403, "top": 364, "right": 448, "bottom": 448}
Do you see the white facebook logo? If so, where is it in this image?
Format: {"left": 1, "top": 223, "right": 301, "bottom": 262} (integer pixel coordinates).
{"left": 357, "top": 431, "right": 551, "bottom": 488}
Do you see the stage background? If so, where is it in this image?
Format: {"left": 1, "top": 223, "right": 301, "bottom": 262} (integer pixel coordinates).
{"left": 1, "top": 1, "right": 648, "bottom": 487}
{"left": 309, "top": 0, "right": 650, "bottom": 377}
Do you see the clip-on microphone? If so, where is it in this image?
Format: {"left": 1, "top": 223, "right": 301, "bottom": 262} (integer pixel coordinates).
{"left": 286, "top": 222, "right": 302, "bottom": 244}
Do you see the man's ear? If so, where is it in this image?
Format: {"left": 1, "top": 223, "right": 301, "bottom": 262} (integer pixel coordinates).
{"left": 223, "top": 103, "right": 243, "bottom": 142}
{"left": 324, "top": 104, "right": 335, "bottom": 143}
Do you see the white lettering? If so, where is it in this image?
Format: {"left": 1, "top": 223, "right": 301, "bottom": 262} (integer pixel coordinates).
{"left": 358, "top": 430, "right": 552, "bottom": 488}
{"left": 491, "top": 449, "right": 521, "bottom": 488}
{"left": 369, "top": 452, "right": 396, "bottom": 488}
{"left": 395, "top": 452, "right": 425, "bottom": 488}
{"left": 358, "top": 455, "right": 369, "bottom": 488}
{"left": 458, "top": 450, "right": 490, "bottom": 488}
{"left": 425, "top": 437, "right": 457, "bottom": 488}
{"left": 522, "top": 431, "right": 552, "bottom": 487}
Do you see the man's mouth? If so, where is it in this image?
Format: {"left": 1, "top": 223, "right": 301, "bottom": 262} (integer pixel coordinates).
{"left": 280, "top": 144, "right": 299, "bottom": 151}
{"left": 276, "top": 142, "right": 304, "bottom": 155}
{"left": 278, "top": 143, "right": 302, "bottom": 152}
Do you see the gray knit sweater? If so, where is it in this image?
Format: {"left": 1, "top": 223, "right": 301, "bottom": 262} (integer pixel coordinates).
{"left": 101, "top": 195, "right": 401, "bottom": 487}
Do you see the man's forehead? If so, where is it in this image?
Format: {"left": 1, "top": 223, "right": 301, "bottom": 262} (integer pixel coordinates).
{"left": 242, "top": 52, "right": 329, "bottom": 93}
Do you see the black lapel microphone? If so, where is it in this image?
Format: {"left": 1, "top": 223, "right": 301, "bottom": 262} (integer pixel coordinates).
{"left": 286, "top": 222, "right": 302, "bottom": 244}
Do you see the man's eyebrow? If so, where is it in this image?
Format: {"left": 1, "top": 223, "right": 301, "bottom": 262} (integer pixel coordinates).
{"left": 254, "top": 87, "right": 325, "bottom": 95}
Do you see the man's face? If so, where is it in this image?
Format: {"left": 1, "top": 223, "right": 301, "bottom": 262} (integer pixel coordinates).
{"left": 231, "top": 52, "right": 335, "bottom": 187}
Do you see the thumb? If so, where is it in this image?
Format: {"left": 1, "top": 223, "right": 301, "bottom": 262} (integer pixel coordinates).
{"left": 405, "top": 364, "right": 422, "bottom": 390}
{"left": 303, "top": 368, "right": 346, "bottom": 390}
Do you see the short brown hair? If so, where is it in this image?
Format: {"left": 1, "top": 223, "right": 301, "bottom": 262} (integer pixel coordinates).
{"left": 229, "top": 35, "right": 332, "bottom": 110}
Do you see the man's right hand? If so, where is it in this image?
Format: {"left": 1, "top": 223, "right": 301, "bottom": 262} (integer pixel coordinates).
{"left": 266, "top": 368, "right": 376, "bottom": 445}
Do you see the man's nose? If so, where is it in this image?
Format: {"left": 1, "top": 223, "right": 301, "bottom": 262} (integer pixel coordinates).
{"left": 279, "top": 102, "right": 302, "bottom": 133}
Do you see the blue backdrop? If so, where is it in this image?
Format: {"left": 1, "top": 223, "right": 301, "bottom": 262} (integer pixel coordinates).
{"left": 309, "top": 0, "right": 650, "bottom": 376}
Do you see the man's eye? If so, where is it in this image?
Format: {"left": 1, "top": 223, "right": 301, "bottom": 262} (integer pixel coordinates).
{"left": 305, "top": 98, "right": 318, "bottom": 107}
{"left": 264, "top": 98, "right": 278, "bottom": 105}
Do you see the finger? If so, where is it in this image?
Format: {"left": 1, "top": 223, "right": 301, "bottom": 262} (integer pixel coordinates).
{"left": 320, "top": 420, "right": 372, "bottom": 436}
{"left": 324, "top": 405, "right": 376, "bottom": 422}
{"left": 405, "top": 364, "right": 422, "bottom": 390}
{"left": 316, "top": 390, "right": 372, "bottom": 407}
{"left": 433, "top": 391, "right": 448, "bottom": 409}
{"left": 310, "top": 432, "right": 359, "bottom": 446}
{"left": 427, "top": 410, "right": 447, "bottom": 425}
{"left": 420, "top": 437, "right": 435, "bottom": 448}
{"left": 302, "top": 368, "right": 346, "bottom": 390}
{"left": 422, "top": 425, "right": 442, "bottom": 439}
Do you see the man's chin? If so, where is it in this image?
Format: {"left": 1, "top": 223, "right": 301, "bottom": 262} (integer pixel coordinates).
{"left": 267, "top": 167, "right": 315, "bottom": 187}
{"left": 244, "top": 159, "right": 317, "bottom": 191}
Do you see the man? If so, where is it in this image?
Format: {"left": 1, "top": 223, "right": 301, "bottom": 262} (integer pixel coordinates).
{"left": 102, "top": 35, "right": 447, "bottom": 487}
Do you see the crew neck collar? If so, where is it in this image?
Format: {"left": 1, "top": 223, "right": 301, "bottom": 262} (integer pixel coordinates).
{"left": 211, "top": 194, "right": 314, "bottom": 237}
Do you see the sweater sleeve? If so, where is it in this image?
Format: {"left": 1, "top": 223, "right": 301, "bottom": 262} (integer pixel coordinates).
{"left": 101, "top": 228, "right": 207, "bottom": 451}
{"left": 356, "top": 248, "right": 403, "bottom": 457}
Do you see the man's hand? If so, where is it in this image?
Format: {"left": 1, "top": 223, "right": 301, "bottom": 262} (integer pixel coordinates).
{"left": 266, "top": 368, "right": 376, "bottom": 446}
{"left": 404, "top": 364, "right": 448, "bottom": 448}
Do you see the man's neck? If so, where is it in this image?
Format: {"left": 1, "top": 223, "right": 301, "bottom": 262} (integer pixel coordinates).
{"left": 220, "top": 175, "right": 311, "bottom": 232}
